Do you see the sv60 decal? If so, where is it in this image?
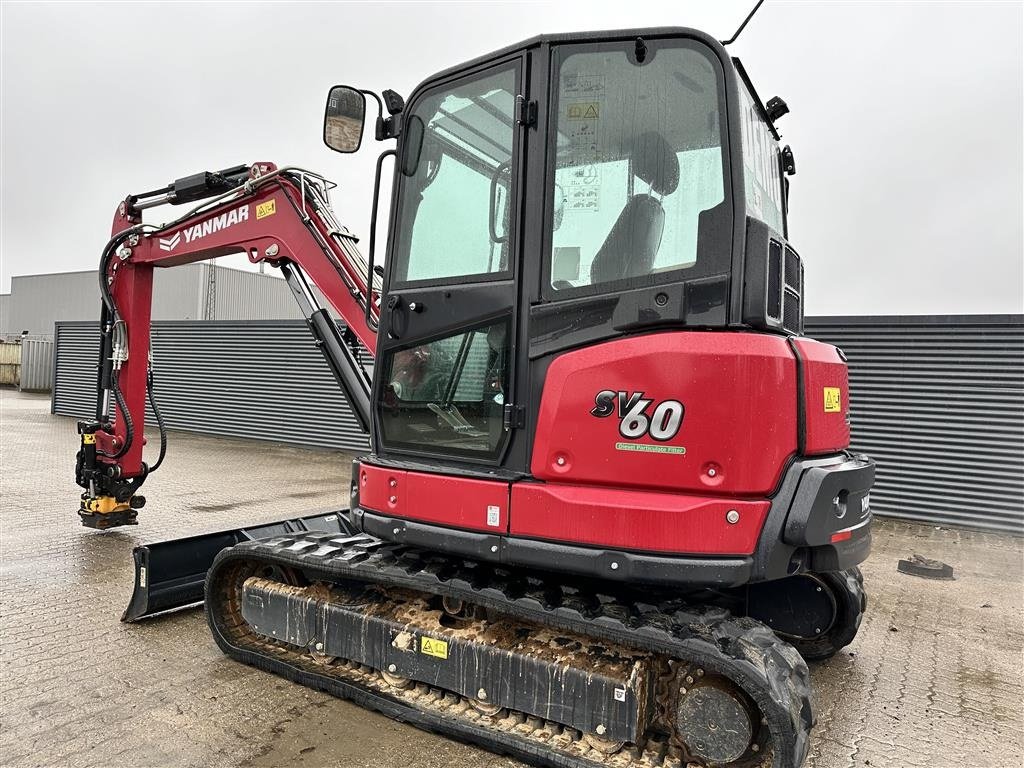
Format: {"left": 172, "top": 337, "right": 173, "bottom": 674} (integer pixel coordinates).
{"left": 590, "top": 390, "right": 685, "bottom": 442}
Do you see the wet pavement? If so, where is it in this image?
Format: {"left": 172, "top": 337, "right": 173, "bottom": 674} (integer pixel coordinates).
{"left": 1, "top": 388, "right": 1021, "bottom": 767}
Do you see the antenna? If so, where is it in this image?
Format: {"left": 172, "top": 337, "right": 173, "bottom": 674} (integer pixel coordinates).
{"left": 721, "top": 0, "right": 765, "bottom": 45}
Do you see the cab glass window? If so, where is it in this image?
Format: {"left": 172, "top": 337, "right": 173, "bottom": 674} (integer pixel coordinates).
{"left": 738, "top": 78, "right": 785, "bottom": 234}
{"left": 548, "top": 42, "right": 727, "bottom": 292}
{"left": 392, "top": 66, "right": 517, "bottom": 285}
{"left": 379, "top": 319, "right": 510, "bottom": 457}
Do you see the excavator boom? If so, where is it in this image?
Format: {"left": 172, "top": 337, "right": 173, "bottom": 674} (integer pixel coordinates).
{"left": 76, "top": 163, "right": 378, "bottom": 528}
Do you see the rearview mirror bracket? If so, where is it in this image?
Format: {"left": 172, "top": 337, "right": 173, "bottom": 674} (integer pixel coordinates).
{"left": 371, "top": 89, "right": 405, "bottom": 141}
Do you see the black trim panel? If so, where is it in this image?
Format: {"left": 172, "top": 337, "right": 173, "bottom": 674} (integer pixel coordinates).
{"left": 354, "top": 507, "right": 753, "bottom": 588}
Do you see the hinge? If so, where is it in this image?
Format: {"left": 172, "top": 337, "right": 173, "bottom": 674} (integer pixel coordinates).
{"left": 502, "top": 403, "right": 526, "bottom": 430}
{"left": 515, "top": 96, "right": 537, "bottom": 127}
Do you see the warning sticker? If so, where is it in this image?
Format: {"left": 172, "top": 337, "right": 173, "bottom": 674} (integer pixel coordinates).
{"left": 256, "top": 200, "right": 276, "bottom": 219}
{"left": 567, "top": 102, "right": 600, "bottom": 120}
{"left": 568, "top": 120, "right": 599, "bottom": 152}
{"left": 420, "top": 636, "right": 448, "bottom": 660}
{"left": 568, "top": 187, "right": 600, "bottom": 211}
{"left": 563, "top": 74, "right": 606, "bottom": 98}
{"left": 823, "top": 387, "right": 841, "bottom": 413}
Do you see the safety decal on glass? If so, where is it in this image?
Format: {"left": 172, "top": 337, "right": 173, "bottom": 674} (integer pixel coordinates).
{"left": 562, "top": 74, "right": 606, "bottom": 98}
{"left": 256, "top": 200, "right": 277, "bottom": 219}
{"left": 566, "top": 102, "right": 600, "bottom": 120}
{"left": 420, "top": 636, "right": 449, "bottom": 660}
{"left": 823, "top": 387, "right": 841, "bottom": 413}
{"left": 486, "top": 505, "right": 501, "bottom": 527}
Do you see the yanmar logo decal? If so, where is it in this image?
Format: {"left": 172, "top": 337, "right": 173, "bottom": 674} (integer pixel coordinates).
{"left": 158, "top": 232, "right": 181, "bottom": 252}
{"left": 157, "top": 205, "right": 250, "bottom": 252}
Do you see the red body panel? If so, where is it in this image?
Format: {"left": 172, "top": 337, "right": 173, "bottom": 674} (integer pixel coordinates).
{"left": 358, "top": 463, "right": 406, "bottom": 515}
{"left": 792, "top": 338, "right": 850, "bottom": 455}
{"left": 360, "top": 463, "right": 510, "bottom": 533}
{"left": 105, "top": 261, "right": 154, "bottom": 471}
{"left": 510, "top": 483, "right": 769, "bottom": 555}
{"left": 531, "top": 332, "right": 798, "bottom": 496}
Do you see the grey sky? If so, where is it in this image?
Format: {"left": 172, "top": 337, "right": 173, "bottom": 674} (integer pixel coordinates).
{"left": 2, "top": 0, "right": 1022, "bottom": 315}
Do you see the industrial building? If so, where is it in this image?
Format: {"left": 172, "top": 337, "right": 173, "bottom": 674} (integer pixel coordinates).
{"left": 0, "top": 263, "right": 300, "bottom": 339}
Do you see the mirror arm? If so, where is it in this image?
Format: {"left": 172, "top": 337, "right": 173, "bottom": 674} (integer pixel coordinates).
{"left": 357, "top": 89, "right": 401, "bottom": 141}
{"left": 376, "top": 115, "right": 401, "bottom": 141}
{"left": 366, "top": 148, "right": 397, "bottom": 332}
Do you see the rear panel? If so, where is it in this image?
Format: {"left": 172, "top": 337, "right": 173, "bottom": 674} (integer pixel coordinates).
{"left": 530, "top": 331, "right": 798, "bottom": 496}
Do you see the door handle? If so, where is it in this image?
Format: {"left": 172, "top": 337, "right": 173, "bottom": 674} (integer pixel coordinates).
{"left": 385, "top": 296, "right": 424, "bottom": 340}
{"left": 387, "top": 295, "right": 402, "bottom": 339}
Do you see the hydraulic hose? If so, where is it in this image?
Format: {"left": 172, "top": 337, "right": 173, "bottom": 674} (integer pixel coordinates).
{"left": 98, "top": 371, "right": 134, "bottom": 460}
{"left": 146, "top": 367, "right": 167, "bottom": 473}
{"left": 98, "top": 227, "right": 143, "bottom": 313}
{"left": 96, "top": 227, "right": 143, "bottom": 459}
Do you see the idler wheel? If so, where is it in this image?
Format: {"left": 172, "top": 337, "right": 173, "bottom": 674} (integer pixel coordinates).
{"left": 675, "top": 677, "right": 755, "bottom": 764}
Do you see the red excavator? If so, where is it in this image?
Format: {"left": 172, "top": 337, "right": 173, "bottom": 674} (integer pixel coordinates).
{"left": 75, "top": 24, "right": 872, "bottom": 768}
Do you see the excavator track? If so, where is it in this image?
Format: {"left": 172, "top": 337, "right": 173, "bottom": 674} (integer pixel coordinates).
{"left": 206, "top": 531, "right": 814, "bottom": 768}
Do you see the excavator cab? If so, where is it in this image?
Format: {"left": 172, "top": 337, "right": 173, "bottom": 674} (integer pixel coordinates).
{"left": 308, "top": 31, "right": 871, "bottom": 592}
{"left": 323, "top": 31, "right": 800, "bottom": 478}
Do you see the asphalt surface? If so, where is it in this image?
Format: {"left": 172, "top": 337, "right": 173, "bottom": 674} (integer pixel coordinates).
{"left": 1, "top": 388, "right": 1021, "bottom": 767}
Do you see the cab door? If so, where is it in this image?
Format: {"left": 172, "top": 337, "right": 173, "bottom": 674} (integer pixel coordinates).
{"left": 376, "top": 57, "right": 526, "bottom": 468}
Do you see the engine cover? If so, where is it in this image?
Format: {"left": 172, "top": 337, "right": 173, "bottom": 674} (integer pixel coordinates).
{"left": 531, "top": 331, "right": 799, "bottom": 496}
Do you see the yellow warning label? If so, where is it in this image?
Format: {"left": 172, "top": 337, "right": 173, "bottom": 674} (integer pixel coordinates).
{"left": 567, "top": 102, "right": 600, "bottom": 120}
{"left": 256, "top": 200, "right": 276, "bottom": 219}
{"left": 420, "top": 636, "right": 448, "bottom": 660}
{"left": 823, "top": 387, "right": 841, "bottom": 413}
{"left": 82, "top": 434, "right": 96, "bottom": 444}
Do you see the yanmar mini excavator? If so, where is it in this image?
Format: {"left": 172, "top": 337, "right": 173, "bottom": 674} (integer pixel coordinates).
{"left": 74, "top": 23, "right": 873, "bottom": 768}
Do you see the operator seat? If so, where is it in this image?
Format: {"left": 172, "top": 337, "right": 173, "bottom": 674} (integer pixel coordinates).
{"left": 590, "top": 132, "right": 680, "bottom": 285}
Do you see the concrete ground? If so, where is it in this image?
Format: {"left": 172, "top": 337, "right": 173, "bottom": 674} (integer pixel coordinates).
{"left": 1, "top": 388, "right": 1021, "bottom": 768}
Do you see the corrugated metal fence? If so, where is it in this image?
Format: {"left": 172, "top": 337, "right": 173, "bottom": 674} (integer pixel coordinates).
{"left": 0, "top": 339, "right": 54, "bottom": 391}
{"left": 20, "top": 339, "right": 54, "bottom": 391}
{"left": 53, "top": 316, "right": 1023, "bottom": 533}
{"left": 52, "top": 321, "right": 369, "bottom": 451}
{"left": 806, "top": 315, "right": 1023, "bottom": 534}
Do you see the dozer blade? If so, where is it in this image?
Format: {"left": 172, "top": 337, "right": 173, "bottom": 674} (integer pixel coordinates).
{"left": 121, "top": 510, "right": 353, "bottom": 622}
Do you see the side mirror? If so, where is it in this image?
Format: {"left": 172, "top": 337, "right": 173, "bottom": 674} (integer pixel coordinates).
{"left": 323, "top": 86, "right": 366, "bottom": 153}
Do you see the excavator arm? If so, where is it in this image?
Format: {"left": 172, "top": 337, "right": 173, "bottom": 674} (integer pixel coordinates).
{"left": 76, "top": 162, "right": 377, "bottom": 528}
